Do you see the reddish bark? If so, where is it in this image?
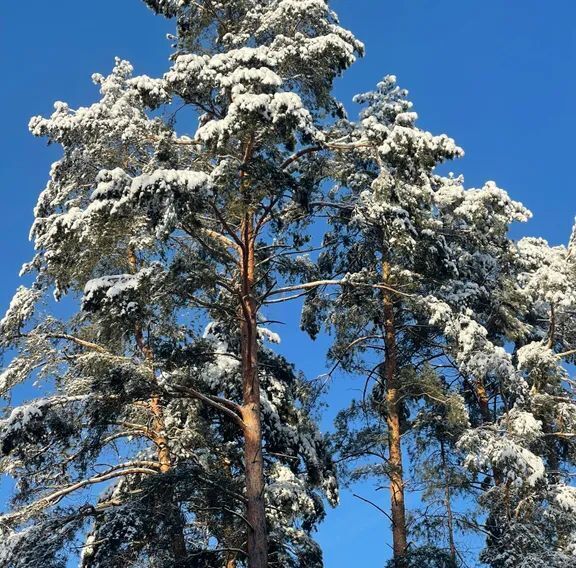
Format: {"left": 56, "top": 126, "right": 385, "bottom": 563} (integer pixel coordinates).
{"left": 128, "top": 247, "right": 187, "bottom": 561}
{"left": 240, "top": 211, "right": 268, "bottom": 568}
{"left": 382, "top": 261, "right": 408, "bottom": 565}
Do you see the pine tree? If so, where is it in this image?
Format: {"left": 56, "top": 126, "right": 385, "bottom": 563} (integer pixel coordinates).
{"left": 304, "top": 77, "right": 464, "bottom": 566}
{"left": 0, "top": 1, "right": 363, "bottom": 566}
{"left": 455, "top": 230, "right": 576, "bottom": 567}
{"left": 2, "top": 2, "right": 576, "bottom": 567}
{"left": 304, "top": 76, "right": 534, "bottom": 566}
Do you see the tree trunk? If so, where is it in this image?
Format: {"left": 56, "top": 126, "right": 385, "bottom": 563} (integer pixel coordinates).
{"left": 240, "top": 211, "right": 268, "bottom": 568}
{"left": 472, "top": 377, "right": 505, "bottom": 488}
{"left": 474, "top": 379, "right": 492, "bottom": 424}
{"left": 440, "top": 439, "right": 457, "bottom": 565}
{"left": 382, "top": 261, "right": 408, "bottom": 566}
{"left": 128, "top": 247, "right": 187, "bottom": 563}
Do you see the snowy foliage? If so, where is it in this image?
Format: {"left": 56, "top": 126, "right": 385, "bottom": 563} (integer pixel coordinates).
{"left": 2, "top": 0, "right": 576, "bottom": 566}
{"left": 0, "top": 287, "right": 41, "bottom": 343}
{"left": 0, "top": 0, "right": 366, "bottom": 565}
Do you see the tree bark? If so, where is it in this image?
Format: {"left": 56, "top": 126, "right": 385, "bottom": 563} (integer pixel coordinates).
{"left": 240, "top": 211, "right": 268, "bottom": 568}
{"left": 471, "top": 377, "right": 505, "bottom": 488}
{"left": 440, "top": 439, "right": 457, "bottom": 565}
{"left": 474, "top": 379, "right": 492, "bottom": 424}
{"left": 128, "top": 247, "right": 187, "bottom": 563}
{"left": 382, "top": 261, "right": 408, "bottom": 566}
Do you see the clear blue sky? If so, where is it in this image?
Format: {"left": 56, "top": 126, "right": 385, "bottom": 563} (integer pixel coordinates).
{"left": 0, "top": 1, "right": 575, "bottom": 566}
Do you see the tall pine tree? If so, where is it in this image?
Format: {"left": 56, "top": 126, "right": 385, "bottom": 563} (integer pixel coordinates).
{"left": 303, "top": 76, "right": 533, "bottom": 566}
{"left": 0, "top": 1, "right": 363, "bottom": 566}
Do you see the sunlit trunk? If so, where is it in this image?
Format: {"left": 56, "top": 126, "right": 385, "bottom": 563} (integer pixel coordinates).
{"left": 240, "top": 211, "right": 268, "bottom": 568}
{"left": 382, "top": 260, "right": 408, "bottom": 566}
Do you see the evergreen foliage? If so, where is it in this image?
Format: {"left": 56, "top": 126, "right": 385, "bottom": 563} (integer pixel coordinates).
{"left": 1, "top": 2, "right": 575, "bottom": 567}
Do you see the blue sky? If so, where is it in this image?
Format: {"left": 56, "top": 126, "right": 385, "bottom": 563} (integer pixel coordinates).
{"left": 1, "top": 1, "right": 575, "bottom": 566}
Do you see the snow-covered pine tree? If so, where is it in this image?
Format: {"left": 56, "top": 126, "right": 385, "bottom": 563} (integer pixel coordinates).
{"left": 413, "top": 164, "right": 576, "bottom": 566}
{"left": 455, "top": 229, "right": 576, "bottom": 567}
{"left": 0, "top": 1, "right": 364, "bottom": 566}
{"left": 411, "top": 170, "right": 576, "bottom": 567}
{"left": 407, "top": 368, "right": 470, "bottom": 566}
{"left": 4, "top": 1, "right": 573, "bottom": 566}
{"left": 304, "top": 76, "right": 464, "bottom": 567}
{"left": 303, "top": 76, "right": 532, "bottom": 566}
{"left": 135, "top": 3, "right": 362, "bottom": 564}
{"left": 413, "top": 176, "right": 533, "bottom": 566}
{"left": 0, "top": 61, "right": 327, "bottom": 567}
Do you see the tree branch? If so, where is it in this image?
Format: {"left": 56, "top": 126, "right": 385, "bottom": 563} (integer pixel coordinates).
{"left": 353, "top": 493, "right": 394, "bottom": 523}
{"left": 264, "top": 279, "right": 414, "bottom": 300}
{"left": 168, "top": 384, "right": 246, "bottom": 430}
{"left": 198, "top": 227, "right": 243, "bottom": 255}
{"left": 556, "top": 348, "right": 576, "bottom": 359}
{"left": 40, "top": 334, "right": 109, "bottom": 354}
{"left": 281, "top": 145, "right": 324, "bottom": 170}
{"left": 1, "top": 462, "right": 160, "bottom": 524}
{"left": 208, "top": 200, "right": 245, "bottom": 250}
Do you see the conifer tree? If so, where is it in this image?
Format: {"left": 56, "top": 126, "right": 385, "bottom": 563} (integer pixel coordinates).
{"left": 2, "top": 2, "right": 576, "bottom": 567}
{"left": 305, "top": 77, "right": 532, "bottom": 566}
{"left": 0, "top": 1, "right": 363, "bottom": 566}
{"left": 305, "top": 77, "right": 462, "bottom": 566}
{"left": 454, "top": 229, "right": 576, "bottom": 567}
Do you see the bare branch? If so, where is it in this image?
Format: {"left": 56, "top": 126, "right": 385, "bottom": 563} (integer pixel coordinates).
{"left": 556, "top": 348, "right": 576, "bottom": 359}
{"left": 353, "top": 493, "right": 394, "bottom": 523}
{"left": 263, "top": 291, "right": 313, "bottom": 305}
{"left": 0, "top": 462, "right": 160, "bottom": 524}
{"left": 169, "top": 384, "right": 246, "bottom": 430}
{"left": 264, "top": 279, "right": 414, "bottom": 300}
{"left": 281, "top": 145, "right": 324, "bottom": 170}
{"left": 198, "top": 227, "right": 242, "bottom": 255}
{"left": 208, "top": 200, "right": 245, "bottom": 250}
{"left": 39, "top": 334, "right": 109, "bottom": 354}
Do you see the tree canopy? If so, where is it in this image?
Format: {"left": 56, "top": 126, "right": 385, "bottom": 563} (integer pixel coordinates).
{"left": 1, "top": 2, "right": 575, "bottom": 568}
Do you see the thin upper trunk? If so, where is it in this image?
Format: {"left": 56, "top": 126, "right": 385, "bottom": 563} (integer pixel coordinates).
{"left": 474, "top": 379, "right": 492, "bottom": 424}
{"left": 128, "top": 247, "right": 187, "bottom": 562}
{"left": 382, "top": 260, "right": 408, "bottom": 565}
{"left": 440, "top": 439, "right": 457, "bottom": 564}
{"left": 240, "top": 211, "right": 268, "bottom": 568}
{"left": 472, "top": 377, "right": 504, "bottom": 488}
